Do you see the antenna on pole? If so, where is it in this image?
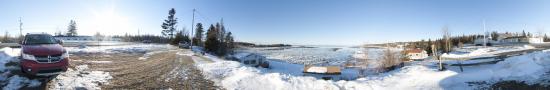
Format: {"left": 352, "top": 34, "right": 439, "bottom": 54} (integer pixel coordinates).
{"left": 19, "top": 17, "right": 23, "bottom": 38}
{"left": 523, "top": 24, "right": 526, "bottom": 37}
{"left": 191, "top": 9, "right": 196, "bottom": 47}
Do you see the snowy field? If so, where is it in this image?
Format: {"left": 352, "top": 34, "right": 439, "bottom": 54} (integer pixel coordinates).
{"left": 190, "top": 48, "right": 550, "bottom": 90}
{"left": 441, "top": 45, "right": 535, "bottom": 59}
{"left": 66, "top": 44, "right": 171, "bottom": 55}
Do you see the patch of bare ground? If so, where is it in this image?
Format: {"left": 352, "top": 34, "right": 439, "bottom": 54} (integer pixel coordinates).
{"left": 52, "top": 49, "right": 221, "bottom": 89}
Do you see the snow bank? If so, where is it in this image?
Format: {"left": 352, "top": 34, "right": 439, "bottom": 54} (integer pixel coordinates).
{"left": 49, "top": 65, "right": 112, "bottom": 90}
{"left": 1, "top": 75, "right": 41, "bottom": 90}
{"left": 196, "top": 57, "right": 457, "bottom": 90}
{"left": 439, "top": 49, "right": 550, "bottom": 89}
{"left": 192, "top": 48, "right": 550, "bottom": 90}
{"left": 0, "top": 47, "right": 18, "bottom": 71}
{"left": 196, "top": 60, "right": 338, "bottom": 90}
{"left": 0, "top": 47, "right": 42, "bottom": 89}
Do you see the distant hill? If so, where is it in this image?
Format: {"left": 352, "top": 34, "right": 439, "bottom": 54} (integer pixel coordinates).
{"left": 235, "top": 42, "right": 292, "bottom": 47}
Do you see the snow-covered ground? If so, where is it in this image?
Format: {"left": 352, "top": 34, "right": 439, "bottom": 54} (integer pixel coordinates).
{"left": 441, "top": 45, "right": 535, "bottom": 59}
{"left": 0, "top": 47, "right": 42, "bottom": 90}
{"left": 48, "top": 65, "right": 112, "bottom": 90}
{"left": 190, "top": 48, "right": 550, "bottom": 90}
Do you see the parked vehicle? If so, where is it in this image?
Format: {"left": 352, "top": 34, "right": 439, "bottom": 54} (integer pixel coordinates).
{"left": 142, "top": 40, "right": 152, "bottom": 43}
{"left": 178, "top": 42, "right": 190, "bottom": 49}
{"left": 19, "top": 33, "right": 69, "bottom": 76}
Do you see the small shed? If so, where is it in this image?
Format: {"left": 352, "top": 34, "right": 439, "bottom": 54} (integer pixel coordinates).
{"left": 303, "top": 65, "right": 342, "bottom": 80}
{"left": 404, "top": 48, "right": 428, "bottom": 61}
{"left": 233, "top": 53, "right": 267, "bottom": 67}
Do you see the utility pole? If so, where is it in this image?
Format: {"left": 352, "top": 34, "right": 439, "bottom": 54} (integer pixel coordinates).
{"left": 483, "top": 20, "right": 486, "bottom": 47}
{"left": 137, "top": 29, "right": 141, "bottom": 41}
{"left": 191, "top": 9, "right": 196, "bottom": 47}
{"left": 19, "top": 17, "right": 23, "bottom": 40}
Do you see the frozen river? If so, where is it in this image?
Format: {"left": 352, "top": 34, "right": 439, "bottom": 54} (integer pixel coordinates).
{"left": 236, "top": 46, "right": 364, "bottom": 66}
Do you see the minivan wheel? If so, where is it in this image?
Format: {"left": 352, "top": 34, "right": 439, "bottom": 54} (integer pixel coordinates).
{"left": 20, "top": 66, "right": 26, "bottom": 74}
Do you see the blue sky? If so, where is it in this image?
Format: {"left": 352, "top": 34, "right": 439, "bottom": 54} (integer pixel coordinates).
{"left": 0, "top": 0, "right": 549, "bottom": 45}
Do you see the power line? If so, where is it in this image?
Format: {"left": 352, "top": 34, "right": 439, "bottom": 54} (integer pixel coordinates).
{"left": 194, "top": 10, "right": 215, "bottom": 24}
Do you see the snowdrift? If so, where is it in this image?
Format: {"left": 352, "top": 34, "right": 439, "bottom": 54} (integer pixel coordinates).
{"left": 441, "top": 45, "right": 534, "bottom": 59}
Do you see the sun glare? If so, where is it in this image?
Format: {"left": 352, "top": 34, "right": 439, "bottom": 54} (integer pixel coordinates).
{"left": 90, "top": 8, "right": 133, "bottom": 35}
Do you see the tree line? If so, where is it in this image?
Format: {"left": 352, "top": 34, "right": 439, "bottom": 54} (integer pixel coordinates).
{"left": 160, "top": 8, "right": 235, "bottom": 56}
{"left": 406, "top": 29, "right": 549, "bottom": 55}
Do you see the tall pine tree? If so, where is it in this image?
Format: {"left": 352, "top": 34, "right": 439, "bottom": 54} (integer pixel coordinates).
{"left": 193, "top": 23, "right": 204, "bottom": 46}
{"left": 225, "top": 31, "right": 235, "bottom": 54}
{"left": 66, "top": 20, "right": 77, "bottom": 36}
{"left": 161, "top": 8, "right": 178, "bottom": 43}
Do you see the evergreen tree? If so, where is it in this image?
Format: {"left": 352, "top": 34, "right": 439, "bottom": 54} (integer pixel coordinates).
{"left": 55, "top": 30, "right": 63, "bottom": 36}
{"left": 545, "top": 34, "right": 549, "bottom": 42}
{"left": 3, "top": 31, "right": 9, "bottom": 42}
{"left": 491, "top": 31, "right": 499, "bottom": 41}
{"left": 522, "top": 30, "right": 527, "bottom": 37}
{"left": 426, "top": 39, "right": 433, "bottom": 55}
{"left": 172, "top": 30, "right": 184, "bottom": 45}
{"left": 171, "top": 28, "right": 192, "bottom": 45}
{"left": 224, "top": 31, "right": 234, "bottom": 54}
{"left": 181, "top": 28, "right": 191, "bottom": 43}
{"left": 215, "top": 22, "right": 226, "bottom": 55}
{"left": 205, "top": 24, "right": 220, "bottom": 55}
{"left": 161, "top": 8, "right": 178, "bottom": 40}
{"left": 66, "top": 20, "right": 77, "bottom": 36}
{"left": 193, "top": 23, "right": 204, "bottom": 46}
{"left": 94, "top": 32, "right": 104, "bottom": 41}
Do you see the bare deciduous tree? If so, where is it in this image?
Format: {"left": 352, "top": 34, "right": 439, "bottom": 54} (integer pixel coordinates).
{"left": 442, "top": 26, "right": 452, "bottom": 53}
{"left": 378, "top": 45, "right": 402, "bottom": 72}
{"left": 358, "top": 47, "right": 369, "bottom": 77}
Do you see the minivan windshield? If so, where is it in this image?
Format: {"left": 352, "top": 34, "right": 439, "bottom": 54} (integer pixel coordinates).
{"left": 24, "top": 34, "right": 58, "bottom": 45}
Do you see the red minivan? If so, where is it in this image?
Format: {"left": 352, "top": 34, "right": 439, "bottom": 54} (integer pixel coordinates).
{"left": 20, "top": 33, "right": 69, "bottom": 76}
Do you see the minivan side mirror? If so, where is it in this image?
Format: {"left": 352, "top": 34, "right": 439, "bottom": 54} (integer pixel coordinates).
{"left": 57, "top": 39, "right": 64, "bottom": 45}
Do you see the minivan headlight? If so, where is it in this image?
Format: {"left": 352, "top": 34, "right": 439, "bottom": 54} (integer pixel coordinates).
{"left": 60, "top": 51, "right": 69, "bottom": 58}
{"left": 22, "top": 53, "right": 36, "bottom": 60}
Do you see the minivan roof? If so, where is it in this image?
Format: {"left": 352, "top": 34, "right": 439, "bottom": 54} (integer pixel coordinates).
{"left": 26, "top": 32, "right": 51, "bottom": 35}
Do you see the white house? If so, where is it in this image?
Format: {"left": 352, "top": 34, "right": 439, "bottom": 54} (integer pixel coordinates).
{"left": 474, "top": 38, "right": 498, "bottom": 46}
{"left": 303, "top": 65, "right": 342, "bottom": 80}
{"left": 54, "top": 36, "right": 122, "bottom": 42}
{"left": 232, "top": 53, "right": 267, "bottom": 67}
{"left": 54, "top": 36, "right": 96, "bottom": 41}
{"left": 528, "top": 37, "right": 544, "bottom": 43}
{"left": 404, "top": 48, "right": 428, "bottom": 60}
